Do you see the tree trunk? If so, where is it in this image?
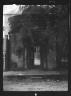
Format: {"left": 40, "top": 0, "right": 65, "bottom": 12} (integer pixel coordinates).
{"left": 46, "top": 39, "right": 49, "bottom": 70}
{"left": 27, "top": 44, "right": 34, "bottom": 69}
{"left": 23, "top": 45, "right": 25, "bottom": 69}
{"left": 27, "top": 44, "right": 30, "bottom": 69}
{"left": 28, "top": 45, "right": 31, "bottom": 69}
{"left": 24, "top": 47, "right": 28, "bottom": 69}
{"left": 40, "top": 44, "right": 44, "bottom": 69}
{"left": 56, "top": 43, "right": 62, "bottom": 70}
{"left": 43, "top": 42, "right": 47, "bottom": 69}
{"left": 40, "top": 42, "right": 47, "bottom": 69}
{"left": 31, "top": 46, "right": 34, "bottom": 69}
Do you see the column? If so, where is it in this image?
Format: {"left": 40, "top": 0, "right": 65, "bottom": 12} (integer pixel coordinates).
{"left": 3, "top": 35, "right": 8, "bottom": 71}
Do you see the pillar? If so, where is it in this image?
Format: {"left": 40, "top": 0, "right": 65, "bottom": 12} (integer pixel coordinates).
{"left": 3, "top": 35, "right": 8, "bottom": 71}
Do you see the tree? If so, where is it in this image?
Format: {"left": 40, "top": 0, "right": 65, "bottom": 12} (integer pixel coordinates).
{"left": 8, "top": 5, "right": 68, "bottom": 64}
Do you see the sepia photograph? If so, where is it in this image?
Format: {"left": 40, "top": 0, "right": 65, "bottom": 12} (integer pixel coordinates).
{"left": 3, "top": 5, "right": 68, "bottom": 91}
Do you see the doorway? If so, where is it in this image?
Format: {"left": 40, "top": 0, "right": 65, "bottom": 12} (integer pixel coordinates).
{"left": 34, "top": 46, "right": 41, "bottom": 69}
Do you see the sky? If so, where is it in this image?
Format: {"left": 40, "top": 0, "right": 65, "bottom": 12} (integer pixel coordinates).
{"left": 3, "top": 5, "right": 23, "bottom": 38}
{"left": 3, "top": 5, "right": 55, "bottom": 38}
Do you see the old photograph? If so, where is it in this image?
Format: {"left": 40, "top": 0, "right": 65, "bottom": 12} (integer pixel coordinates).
{"left": 3, "top": 5, "right": 68, "bottom": 91}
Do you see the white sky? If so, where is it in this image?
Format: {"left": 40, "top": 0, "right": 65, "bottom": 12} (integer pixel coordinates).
{"left": 3, "top": 5, "right": 55, "bottom": 38}
{"left": 3, "top": 5, "right": 23, "bottom": 38}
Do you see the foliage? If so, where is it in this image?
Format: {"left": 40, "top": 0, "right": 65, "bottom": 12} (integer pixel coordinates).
{"left": 8, "top": 5, "right": 68, "bottom": 52}
{"left": 56, "top": 19, "right": 68, "bottom": 58}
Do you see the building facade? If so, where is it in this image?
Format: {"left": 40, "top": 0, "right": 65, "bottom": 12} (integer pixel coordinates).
{"left": 3, "top": 32, "right": 56, "bottom": 71}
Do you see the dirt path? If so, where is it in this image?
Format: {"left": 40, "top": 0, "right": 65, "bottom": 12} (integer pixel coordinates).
{"left": 3, "top": 77, "right": 68, "bottom": 91}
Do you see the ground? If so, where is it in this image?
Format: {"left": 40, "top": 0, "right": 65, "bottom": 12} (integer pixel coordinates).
{"left": 3, "top": 77, "right": 68, "bottom": 91}
{"left": 3, "top": 70, "right": 68, "bottom": 91}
